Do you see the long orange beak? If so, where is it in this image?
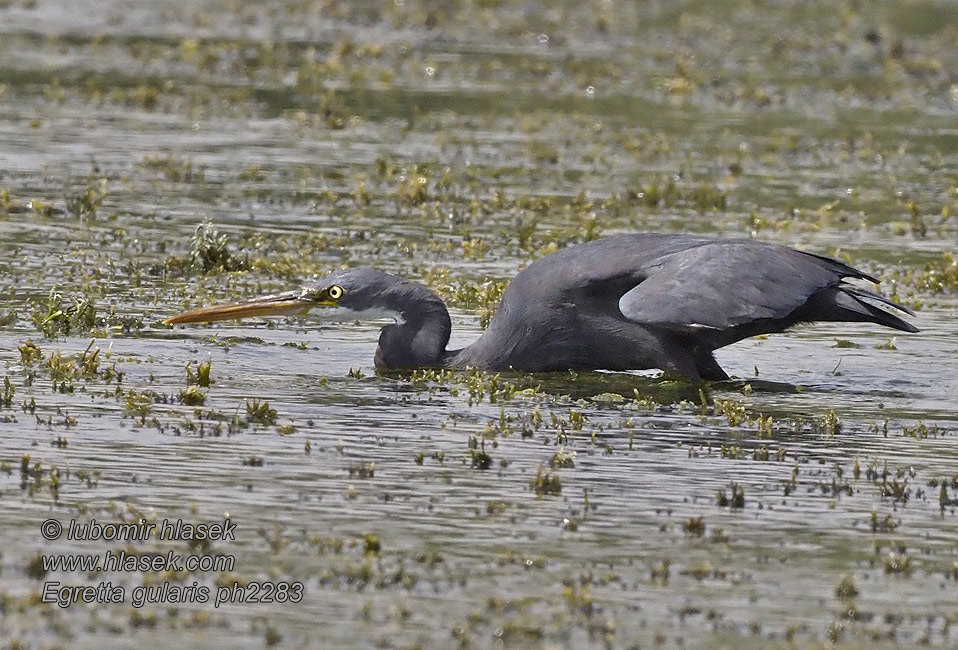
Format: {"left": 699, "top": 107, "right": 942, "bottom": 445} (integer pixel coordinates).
{"left": 165, "top": 290, "right": 323, "bottom": 325}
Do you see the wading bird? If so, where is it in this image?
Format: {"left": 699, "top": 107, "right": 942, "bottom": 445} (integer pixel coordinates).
{"left": 166, "top": 233, "right": 918, "bottom": 380}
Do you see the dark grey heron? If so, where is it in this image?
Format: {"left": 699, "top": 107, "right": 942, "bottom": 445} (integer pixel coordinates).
{"left": 165, "top": 233, "right": 918, "bottom": 380}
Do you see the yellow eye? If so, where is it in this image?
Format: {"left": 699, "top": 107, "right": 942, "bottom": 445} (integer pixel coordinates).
{"left": 328, "top": 285, "right": 344, "bottom": 300}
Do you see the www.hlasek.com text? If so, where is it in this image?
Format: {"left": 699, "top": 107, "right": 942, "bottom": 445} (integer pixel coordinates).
{"left": 40, "top": 548, "right": 235, "bottom": 573}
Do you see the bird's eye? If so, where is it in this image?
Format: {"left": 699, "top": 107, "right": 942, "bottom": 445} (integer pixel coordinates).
{"left": 328, "top": 285, "right": 344, "bottom": 300}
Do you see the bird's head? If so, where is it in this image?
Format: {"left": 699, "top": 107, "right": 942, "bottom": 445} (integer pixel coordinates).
{"left": 165, "top": 268, "right": 407, "bottom": 326}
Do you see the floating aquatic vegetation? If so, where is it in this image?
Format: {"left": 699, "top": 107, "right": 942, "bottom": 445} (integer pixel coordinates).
{"left": 64, "top": 177, "right": 108, "bottom": 220}
{"left": 1, "top": 376, "right": 13, "bottom": 408}
{"left": 189, "top": 222, "right": 250, "bottom": 274}
{"left": 530, "top": 465, "right": 562, "bottom": 496}
{"left": 178, "top": 385, "right": 207, "bottom": 406}
{"left": 31, "top": 291, "right": 96, "bottom": 338}
{"left": 716, "top": 482, "right": 746, "bottom": 509}
{"left": 467, "top": 435, "right": 493, "bottom": 470}
{"left": 29, "top": 291, "right": 143, "bottom": 338}
{"left": 186, "top": 357, "right": 213, "bottom": 387}
{"left": 682, "top": 517, "right": 706, "bottom": 537}
{"left": 245, "top": 398, "right": 278, "bottom": 426}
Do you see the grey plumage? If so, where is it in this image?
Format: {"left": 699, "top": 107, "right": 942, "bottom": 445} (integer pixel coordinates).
{"left": 166, "top": 233, "right": 918, "bottom": 381}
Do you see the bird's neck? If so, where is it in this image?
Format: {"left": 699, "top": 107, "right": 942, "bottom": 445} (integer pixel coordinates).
{"left": 374, "top": 282, "right": 453, "bottom": 370}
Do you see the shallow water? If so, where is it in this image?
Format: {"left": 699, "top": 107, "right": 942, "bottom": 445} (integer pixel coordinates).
{"left": 1, "top": 1, "right": 957, "bottom": 648}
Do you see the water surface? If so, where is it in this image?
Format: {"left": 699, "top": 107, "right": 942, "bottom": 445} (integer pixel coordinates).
{"left": 1, "top": 1, "right": 957, "bottom": 648}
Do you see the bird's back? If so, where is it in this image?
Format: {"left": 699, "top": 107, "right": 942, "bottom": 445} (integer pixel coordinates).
{"left": 454, "top": 234, "right": 714, "bottom": 370}
{"left": 505, "top": 233, "right": 713, "bottom": 304}
{"left": 451, "top": 233, "right": 916, "bottom": 377}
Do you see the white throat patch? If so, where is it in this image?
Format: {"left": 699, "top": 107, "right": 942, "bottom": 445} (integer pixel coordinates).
{"left": 313, "top": 306, "right": 406, "bottom": 325}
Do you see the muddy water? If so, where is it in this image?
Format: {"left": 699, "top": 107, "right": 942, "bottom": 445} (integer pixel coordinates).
{"left": 1, "top": 1, "right": 957, "bottom": 648}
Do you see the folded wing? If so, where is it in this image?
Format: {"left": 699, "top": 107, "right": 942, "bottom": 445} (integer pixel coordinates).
{"left": 617, "top": 240, "right": 917, "bottom": 346}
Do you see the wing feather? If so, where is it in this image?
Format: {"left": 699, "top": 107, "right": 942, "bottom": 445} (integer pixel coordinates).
{"left": 617, "top": 241, "right": 861, "bottom": 331}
